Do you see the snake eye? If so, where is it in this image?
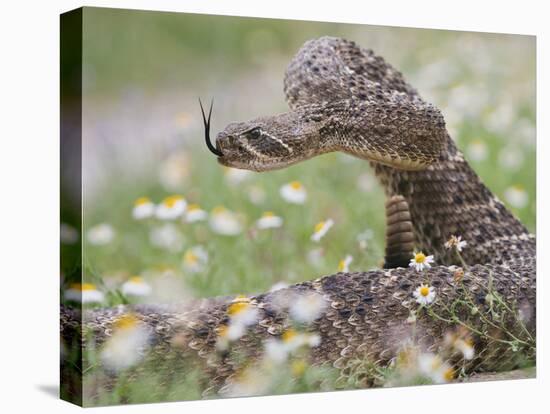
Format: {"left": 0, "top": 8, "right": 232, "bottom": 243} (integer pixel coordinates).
{"left": 246, "top": 127, "right": 262, "bottom": 139}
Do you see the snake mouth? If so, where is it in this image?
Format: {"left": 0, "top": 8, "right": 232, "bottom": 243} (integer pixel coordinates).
{"left": 200, "top": 98, "right": 224, "bottom": 157}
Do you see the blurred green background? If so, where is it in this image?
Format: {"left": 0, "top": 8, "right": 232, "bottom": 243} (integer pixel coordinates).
{"left": 66, "top": 7, "right": 535, "bottom": 303}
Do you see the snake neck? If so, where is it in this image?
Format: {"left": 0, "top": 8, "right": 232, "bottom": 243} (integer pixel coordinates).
{"left": 317, "top": 98, "right": 447, "bottom": 171}
{"left": 372, "top": 135, "right": 534, "bottom": 266}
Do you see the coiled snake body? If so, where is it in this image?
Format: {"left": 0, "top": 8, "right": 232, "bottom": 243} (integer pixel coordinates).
{"left": 62, "top": 37, "right": 536, "bottom": 398}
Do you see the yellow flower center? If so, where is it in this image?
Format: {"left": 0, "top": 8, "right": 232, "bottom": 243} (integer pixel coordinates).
{"left": 77, "top": 283, "right": 97, "bottom": 291}
{"left": 69, "top": 283, "right": 98, "bottom": 291}
{"left": 176, "top": 113, "right": 190, "bottom": 125}
{"left": 163, "top": 195, "right": 183, "bottom": 208}
{"left": 291, "top": 360, "right": 307, "bottom": 376}
{"left": 114, "top": 314, "right": 139, "bottom": 330}
{"left": 338, "top": 259, "right": 346, "bottom": 271}
{"left": 262, "top": 211, "right": 275, "bottom": 217}
{"left": 414, "top": 252, "right": 426, "bottom": 264}
{"left": 212, "top": 205, "right": 226, "bottom": 214}
{"left": 134, "top": 197, "right": 151, "bottom": 206}
{"left": 419, "top": 286, "right": 430, "bottom": 297}
{"left": 184, "top": 251, "right": 198, "bottom": 264}
{"left": 396, "top": 347, "right": 416, "bottom": 368}
{"left": 228, "top": 302, "right": 250, "bottom": 316}
{"left": 431, "top": 357, "right": 443, "bottom": 370}
{"left": 314, "top": 221, "right": 326, "bottom": 233}
{"left": 217, "top": 324, "right": 229, "bottom": 338}
{"left": 187, "top": 203, "right": 200, "bottom": 211}
{"left": 443, "top": 367, "right": 455, "bottom": 381}
{"left": 290, "top": 181, "right": 302, "bottom": 190}
{"left": 453, "top": 268, "right": 464, "bottom": 282}
{"left": 282, "top": 328, "right": 297, "bottom": 343}
{"left": 129, "top": 276, "right": 144, "bottom": 283}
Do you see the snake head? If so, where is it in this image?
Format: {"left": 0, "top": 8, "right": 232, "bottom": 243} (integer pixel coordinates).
{"left": 215, "top": 110, "right": 327, "bottom": 172}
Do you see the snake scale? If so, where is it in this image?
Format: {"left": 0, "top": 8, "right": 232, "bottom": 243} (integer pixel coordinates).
{"left": 61, "top": 37, "right": 536, "bottom": 399}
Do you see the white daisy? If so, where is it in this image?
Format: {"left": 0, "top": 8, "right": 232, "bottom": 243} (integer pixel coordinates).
{"left": 149, "top": 223, "right": 184, "bottom": 252}
{"left": 209, "top": 206, "right": 243, "bottom": 236}
{"left": 227, "top": 297, "right": 259, "bottom": 327}
{"left": 60, "top": 223, "right": 78, "bottom": 244}
{"left": 337, "top": 255, "right": 353, "bottom": 272}
{"left": 466, "top": 140, "right": 488, "bottom": 162}
{"left": 219, "top": 367, "right": 270, "bottom": 398}
{"left": 215, "top": 325, "right": 230, "bottom": 351}
{"left": 280, "top": 181, "right": 307, "bottom": 204}
{"left": 256, "top": 211, "right": 283, "bottom": 229}
{"left": 216, "top": 297, "right": 259, "bottom": 350}
{"left": 132, "top": 197, "right": 155, "bottom": 220}
{"left": 147, "top": 266, "right": 191, "bottom": 303}
{"left": 264, "top": 329, "right": 321, "bottom": 363}
{"left": 498, "top": 147, "right": 524, "bottom": 170}
{"left": 174, "top": 111, "right": 192, "bottom": 128}
{"left": 449, "top": 84, "right": 486, "bottom": 116}
{"left": 417, "top": 353, "right": 442, "bottom": 376}
{"left": 444, "top": 330, "right": 475, "bottom": 360}
{"left": 310, "top": 219, "right": 334, "bottom": 242}
{"left": 289, "top": 292, "right": 327, "bottom": 324}
{"left": 413, "top": 284, "right": 436, "bottom": 306}
{"left": 504, "top": 185, "right": 528, "bottom": 209}
{"left": 64, "top": 283, "right": 104, "bottom": 304}
{"left": 182, "top": 245, "right": 208, "bottom": 273}
{"left": 516, "top": 118, "right": 535, "bottom": 147}
{"left": 87, "top": 223, "right": 115, "bottom": 245}
{"left": 432, "top": 365, "right": 455, "bottom": 384}
{"left": 409, "top": 251, "right": 434, "bottom": 271}
{"left": 184, "top": 204, "right": 208, "bottom": 223}
{"left": 307, "top": 248, "right": 325, "bottom": 267}
{"left": 444, "top": 235, "right": 468, "bottom": 252}
{"left": 485, "top": 103, "right": 515, "bottom": 134}
{"left": 247, "top": 185, "right": 266, "bottom": 205}
{"left": 393, "top": 344, "right": 419, "bottom": 373}
{"left": 155, "top": 195, "right": 187, "bottom": 220}
{"left": 100, "top": 314, "right": 151, "bottom": 372}
{"left": 357, "top": 172, "right": 376, "bottom": 192}
{"left": 455, "top": 338, "right": 475, "bottom": 360}
{"left": 158, "top": 151, "right": 190, "bottom": 191}
{"left": 264, "top": 338, "right": 289, "bottom": 363}
{"left": 280, "top": 328, "right": 320, "bottom": 351}
{"left": 216, "top": 323, "right": 247, "bottom": 348}
{"left": 121, "top": 276, "right": 152, "bottom": 297}
{"left": 356, "top": 228, "right": 374, "bottom": 250}
{"left": 224, "top": 167, "right": 252, "bottom": 185}
{"left": 417, "top": 353, "right": 454, "bottom": 384}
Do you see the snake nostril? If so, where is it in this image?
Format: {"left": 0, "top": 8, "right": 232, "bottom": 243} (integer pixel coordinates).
{"left": 216, "top": 135, "right": 240, "bottom": 154}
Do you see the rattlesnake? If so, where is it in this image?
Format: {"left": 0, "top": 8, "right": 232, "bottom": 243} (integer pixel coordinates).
{"left": 61, "top": 37, "right": 536, "bottom": 400}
